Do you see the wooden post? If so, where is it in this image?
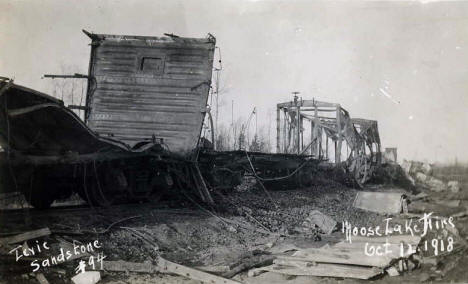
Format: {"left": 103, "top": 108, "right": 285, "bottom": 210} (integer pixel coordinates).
{"left": 276, "top": 106, "right": 280, "bottom": 153}
{"left": 283, "top": 109, "right": 287, "bottom": 153}
{"left": 318, "top": 127, "right": 322, "bottom": 159}
{"left": 296, "top": 106, "right": 300, "bottom": 154}
{"left": 334, "top": 140, "right": 337, "bottom": 162}
{"left": 310, "top": 120, "right": 314, "bottom": 155}
{"left": 312, "top": 105, "right": 318, "bottom": 157}
{"left": 336, "top": 106, "right": 342, "bottom": 163}
{"left": 325, "top": 134, "right": 329, "bottom": 159}
{"left": 300, "top": 116, "right": 304, "bottom": 152}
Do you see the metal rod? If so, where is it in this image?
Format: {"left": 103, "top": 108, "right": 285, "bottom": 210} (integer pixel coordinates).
{"left": 43, "top": 73, "right": 90, "bottom": 79}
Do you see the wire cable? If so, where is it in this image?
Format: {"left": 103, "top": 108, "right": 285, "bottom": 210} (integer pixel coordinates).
{"left": 243, "top": 149, "right": 312, "bottom": 182}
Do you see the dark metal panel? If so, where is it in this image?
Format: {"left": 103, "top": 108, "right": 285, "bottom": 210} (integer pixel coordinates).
{"left": 0, "top": 80, "right": 130, "bottom": 155}
{"left": 85, "top": 33, "right": 216, "bottom": 156}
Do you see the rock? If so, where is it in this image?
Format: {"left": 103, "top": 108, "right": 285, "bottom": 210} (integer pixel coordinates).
{"left": 426, "top": 177, "right": 447, "bottom": 192}
{"left": 35, "top": 273, "right": 49, "bottom": 284}
{"left": 353, "top": 191, "right": 407, "bottom": 214}
{"left": 421, "top": 257, "right": 438, "bottom": 266}
{"left": 304, "top": 210, "right": 337, "bottom": 234}
{"left": 401, "top": 160, "right": 412, "bottom": 174}
{"left": 447, "top": 181, "right": 460, "bottom": 193}
{"left": 421, "top": 163, "right": 433, "bottom": 175}
{"left": 407, "top": 259, "right": 418, "bottom": 271}
{"left": 402, "top": 160, "right": 422, "bottom": 175}
{"left": 71, "top": 271, "right": 101, "bottom": 284}
{"left": 419, "top": 272, "right": 431, "bottom": 282}
{"left": 406, "top": 175, "right": 416, "bottom": 187}
{"left": 226, "top": 225, "right": 238, "bottom": 233}
{"left": 386, "top": 266, "right": 399, "bottom": 276}
{"left": 415, "top": 172, "right": 428, "bottom": 183}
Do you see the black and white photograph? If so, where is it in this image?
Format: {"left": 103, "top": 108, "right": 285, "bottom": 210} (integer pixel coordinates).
{"left": 1, "top": 0, "right": 468, "bottom": 283}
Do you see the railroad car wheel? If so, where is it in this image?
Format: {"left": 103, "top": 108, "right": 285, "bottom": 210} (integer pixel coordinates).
{"left": 77, "top": 184, "right": 97, "bottom": 207}
{"left": 352, "top": 155, "right": 370, "bottom": 186}
{"left": 145, "top": 171, "right": 172, "bottom": 203}
{"left": 212, "top": 168, "right": 243, "bottom": 189}
{"left": 28, "top": 191, "right": 55, "bottom": 209}
{"left": 25, "top": 176, "right": 55, "bottom": 209}
{"left": 78, "top": 167, "right": 123, "bottom": 207}
{"left": 89, "top": 171, "right": 122, "bottom": 207}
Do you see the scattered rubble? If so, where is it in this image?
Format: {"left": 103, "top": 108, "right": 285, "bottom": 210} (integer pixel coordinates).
{"left": 0, "top": 228, "right": 51, "bottom": 245}
{"left": 249, "top": 262, "right": 382, "bottom": 279}
{"left": 247, "top": 234, "right": 421, "bottom": 279}
{"left": 71, "top": 271, "right": 100, "bottom": 284}
{"left": 448, "top": 180, "right": 461, "bottom": 193}
{"left": 402, "top": 160, "right": 464, "bottom": 193}
{"left": 222, "top": 254, "right": 274, "bottom": 279}
{"left": 35, "top": 273, "right": 50, "bottom": 284}
{"left": 369, "top": 162, "right": 417, "bottom": 192}
{"left": 302, "top": 210, "right": 337, "bottom": 235}
{"left": 0, "top": 162, "right": 466, "bottom": 283}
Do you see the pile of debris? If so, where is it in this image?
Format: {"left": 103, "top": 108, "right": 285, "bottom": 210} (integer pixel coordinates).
{"left": 368, "top": 162, "right": 416, "bottom": 192}
{"left": 249, "top": 235, "right": 421, "bottom": 280}
{"left": 1, "top": 160, "right": 466, "bottom": 283}
{"left": 402, "top": 160, "right": 461, "bottom": 193}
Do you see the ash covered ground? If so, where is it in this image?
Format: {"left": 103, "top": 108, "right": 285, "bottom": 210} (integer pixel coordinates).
{"left": 1, "top": 166, "right": 468, "bottom": 284}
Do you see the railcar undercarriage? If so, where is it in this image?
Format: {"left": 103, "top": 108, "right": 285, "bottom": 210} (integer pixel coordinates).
{"left": 0, "top": 31, "right": 383, "bottom": 209}
{"left": 0, "top": 77, "right": 380, "bottom": 209}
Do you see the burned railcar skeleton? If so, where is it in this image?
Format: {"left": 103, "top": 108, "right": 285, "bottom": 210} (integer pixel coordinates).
{"left": 0, "top": 31, "right": 382, "bottom": 209}
{"left": 276, "top": 96, "right": 381, "bottom": 185}
{"left": 0, "top": 31, "right": 218, "bottom": 208}
{"left": 0, "top": 78, "right": 185, "bottom": 208}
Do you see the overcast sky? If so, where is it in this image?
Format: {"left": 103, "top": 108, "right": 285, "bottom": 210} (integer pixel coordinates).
{"left": 1, "top": 0, "right": 467, "bottom": 163}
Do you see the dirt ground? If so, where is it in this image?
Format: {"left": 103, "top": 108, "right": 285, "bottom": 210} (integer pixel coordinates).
{"left": 0, "top": 169, "right": 467, "bottom": 284}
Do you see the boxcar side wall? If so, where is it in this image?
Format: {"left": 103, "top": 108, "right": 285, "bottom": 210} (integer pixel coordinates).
{"left": 85, "top": 34, "right": 216, "bottom": 156}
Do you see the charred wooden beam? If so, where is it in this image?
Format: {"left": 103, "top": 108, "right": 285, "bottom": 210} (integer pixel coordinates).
{"left": 43, "top": 73, "right": 90, "bottom": 79}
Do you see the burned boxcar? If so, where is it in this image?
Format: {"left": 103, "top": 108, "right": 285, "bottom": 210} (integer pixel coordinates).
{"left": 0, "top": 31, "right": 382, "bottom": 209}
{"left": 83, "top": 31, "right": 215, "bottom": 155}
{"left": 0, "top": 32, "right": 217, "bottom": 208}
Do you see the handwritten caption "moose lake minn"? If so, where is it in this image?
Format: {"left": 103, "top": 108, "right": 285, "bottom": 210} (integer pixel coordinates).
{"left": 342, "top": 212, "right": 456, "bottom": 257}
{"left": 9, "top": 239, "right": 106, "bottom": 272}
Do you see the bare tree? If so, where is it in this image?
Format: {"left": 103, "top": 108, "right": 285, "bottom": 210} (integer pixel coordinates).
{"left": 249, "top": 127, "right": 271, "bottom": 153}
{"left": 45, "top": 63, "right": 87, "bottom": 119}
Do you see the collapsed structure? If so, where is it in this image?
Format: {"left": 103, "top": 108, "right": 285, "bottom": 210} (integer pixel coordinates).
{"left": 276, "top": 96, "right": 381, "bottom": 184}
{"left": 0, "top": 31, "right": 217, "bottom": 208}
{"left": 0, "top": 30, "right": 383, "bottom": 209}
